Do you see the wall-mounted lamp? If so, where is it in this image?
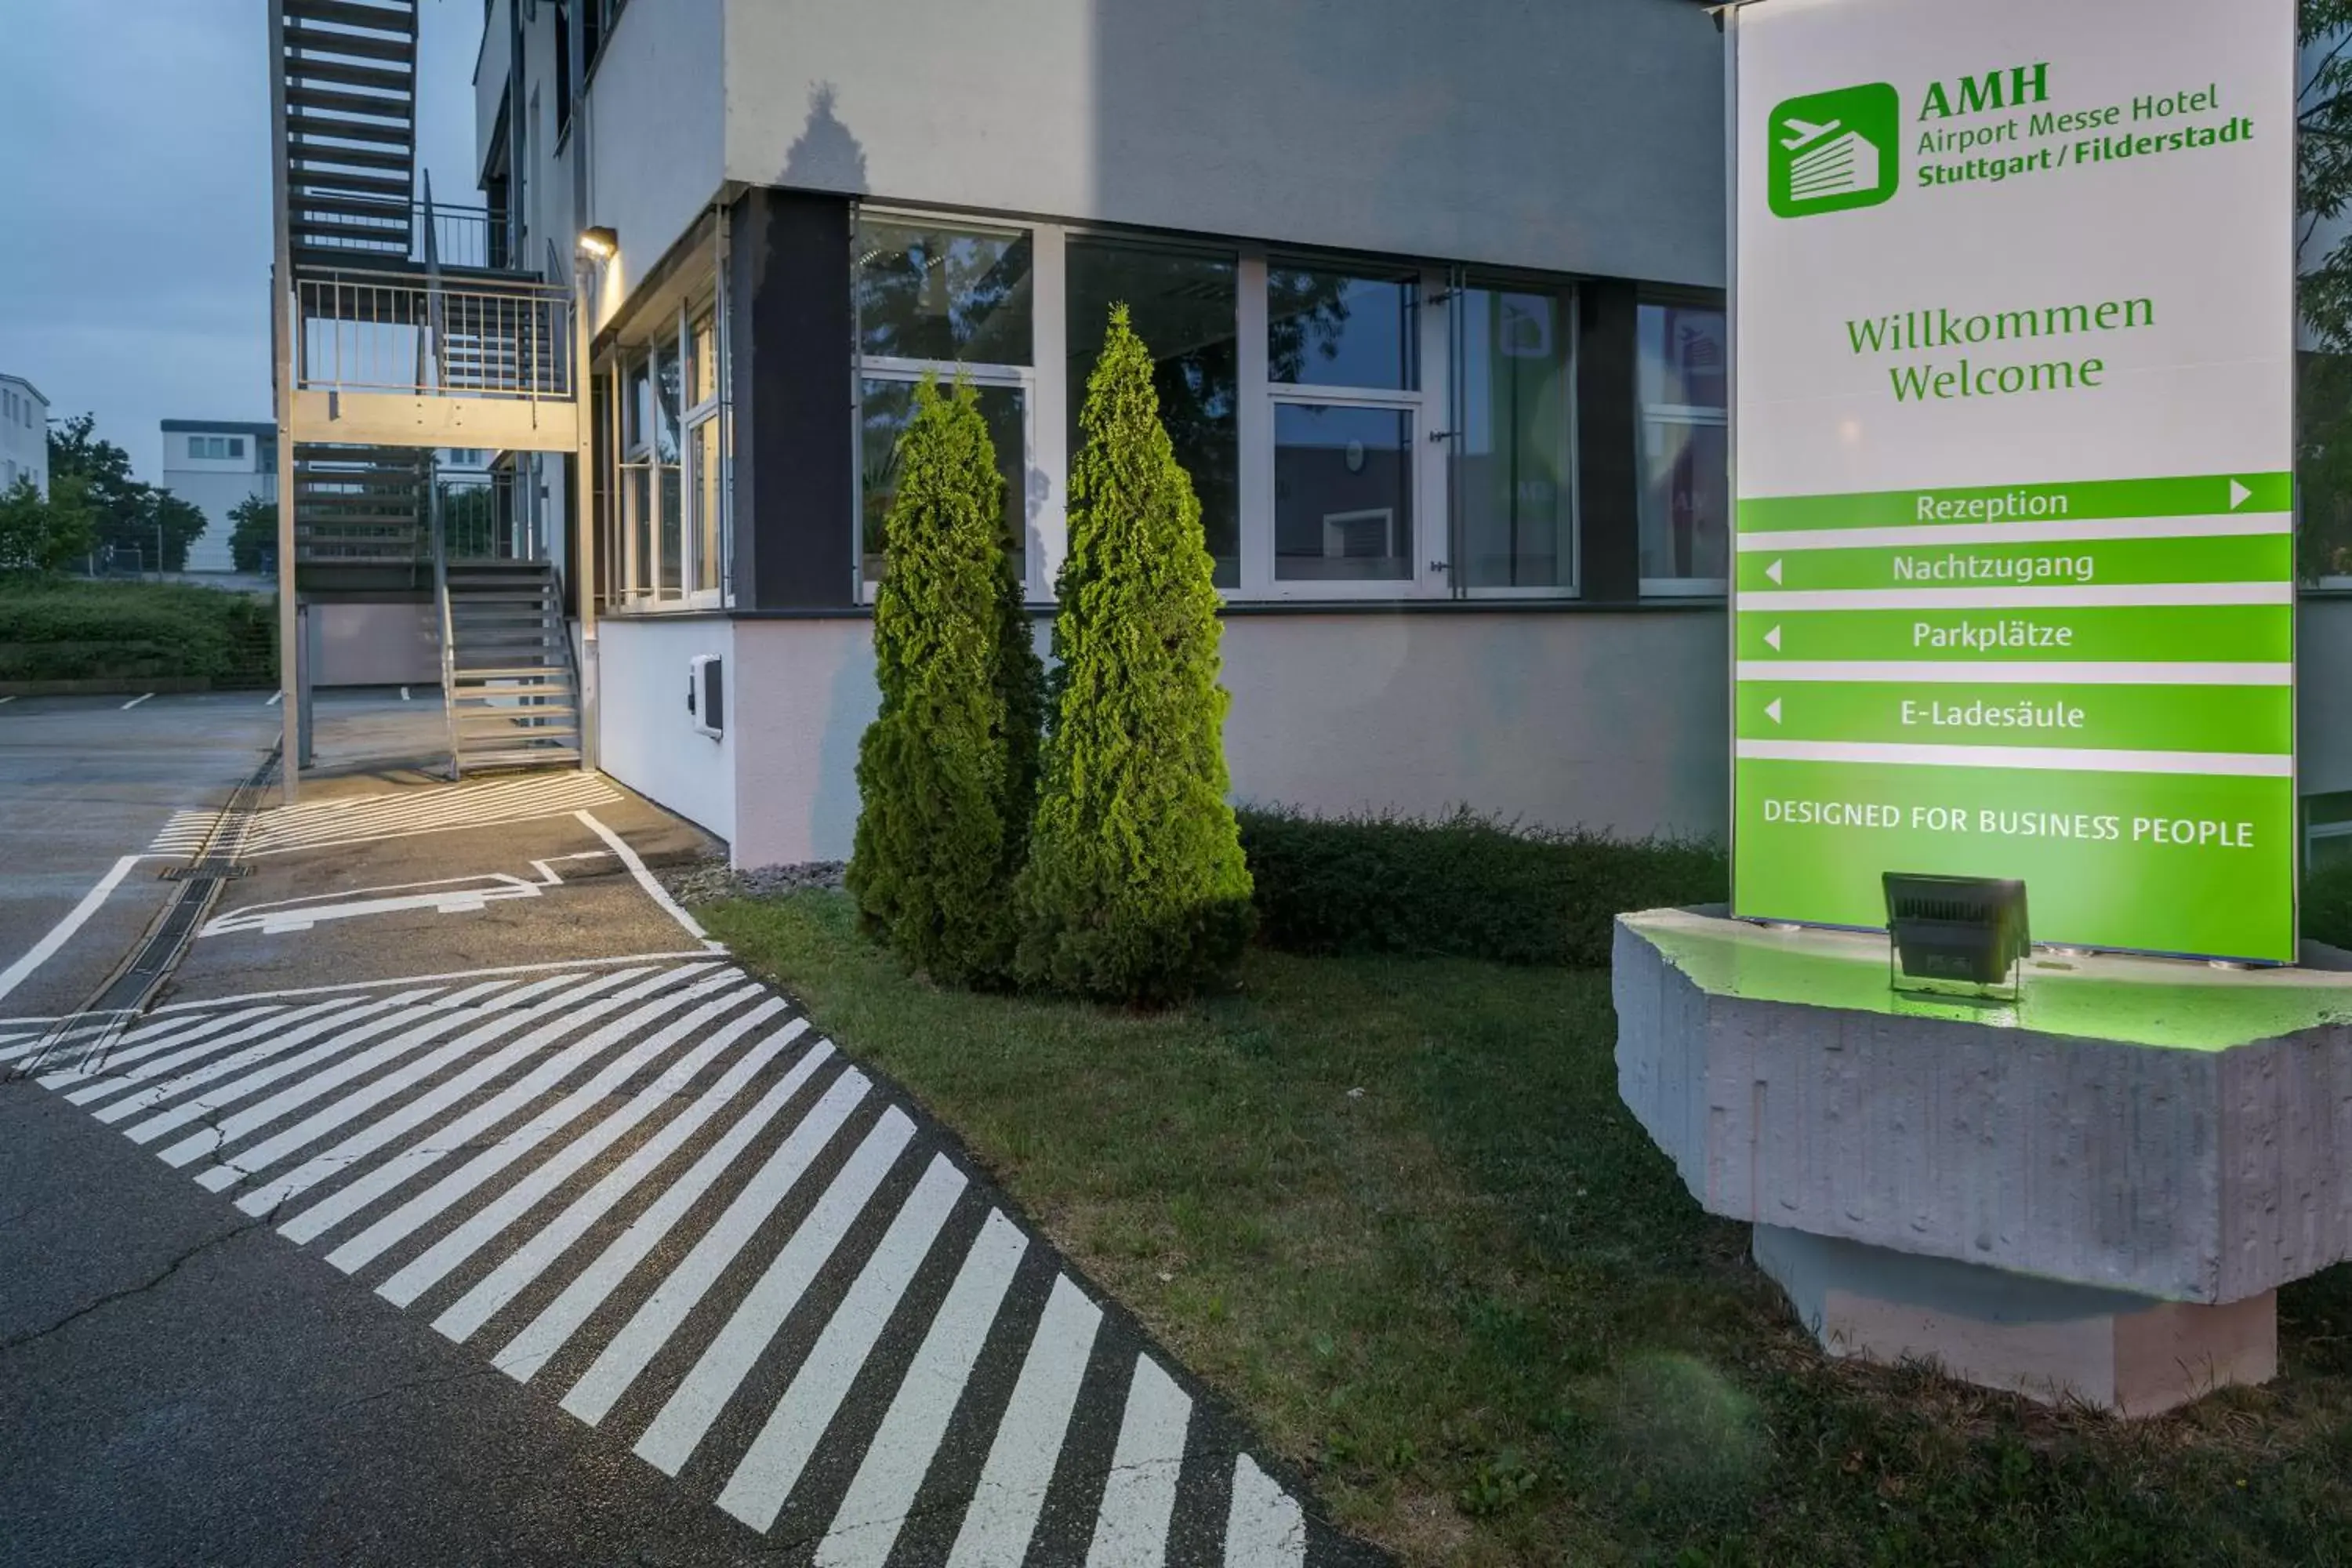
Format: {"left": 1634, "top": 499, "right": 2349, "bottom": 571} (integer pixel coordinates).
{"left": 576, "top": 226, "right": 619, "bottom": 263}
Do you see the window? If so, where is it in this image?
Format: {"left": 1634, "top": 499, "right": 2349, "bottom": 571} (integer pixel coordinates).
{"left": 1454, "top": 282, "right": 1576, "bottom": 591}
{"left": 605, "top": 289, "right": 726, "bottom": 608}
{"left": 1265, "top": 263, "right": 1432, "bottom": 590}
{"left": 855, "top": 216, "right": 1036, "bottom": 594}
{"left": 188, "top": 434, "right": 245, "bottom": 460}
{"left": 1637, "top": 301, "right": 1729, "bottom": 594}
{"left": 1066, "top": 238, "right": 1238, "bottom": 586}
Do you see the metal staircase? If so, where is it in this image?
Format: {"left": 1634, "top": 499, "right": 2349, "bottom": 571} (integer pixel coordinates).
{"left": 292, "top": 446, "right": 429, "bottom": 568}
{"left": 437, "top": 557, "right": 583, "bottom": 775}
{"left": 281, "top": 0, "right": 419, "bottom": 268}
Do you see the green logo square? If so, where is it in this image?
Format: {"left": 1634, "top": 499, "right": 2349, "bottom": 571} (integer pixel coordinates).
{"left": 1768, "top": 83, "right": 1901, "bottom": 218}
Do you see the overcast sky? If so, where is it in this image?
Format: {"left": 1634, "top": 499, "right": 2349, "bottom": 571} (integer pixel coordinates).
{"left": 0, "top": 0, "right": 481, "bottom": 485}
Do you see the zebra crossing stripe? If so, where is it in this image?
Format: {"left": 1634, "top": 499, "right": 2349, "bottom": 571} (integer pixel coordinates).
{"left": 716, "top": 1152, "right": 971, "bottom": 1531}
{"left": 380, "top": 1004, "right": 800, "bottom": 1310}
{"left": 110, "top": 989, "right": 445, "bottom": 1141}
{"left": 946, "top": 1273, "right": 1105, "bottom": 1568}
{"left": 67, "top": 995, "right": 408, "bottom": 1109}
{"left": 597, "top": 1101, "right": 913, "bottom": 1450}
{"left": 182, "top": 973, "right": 591, "bottom": 1185}
{"left": 287, "top": 970, "right": 743, "bottom": 1250}
{"left": 815, "top": 1210, "right": 1031, "bottom": 1568}
{"left": 37, "top": 1004, "right": 292, "bottom": 1089}
{"left": 1225, "top": 1454, "right": 1308, "bottom": 1567}
{"left": 322, "top": 978, "right": 765, "bottom": 1274}
{"left": 1087, "top": 1355, "right": 1194, "bottom": 1567}
{"left": 445, "top": 1033, "right": 835, "bottom": 1348}
{"left": 233, "top": 967, "right": 692, "bottom": 1218}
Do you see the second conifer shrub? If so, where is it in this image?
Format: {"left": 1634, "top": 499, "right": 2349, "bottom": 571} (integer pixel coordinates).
{"left": 1017, "top": 306, "right": 1254, "bottom": 1002}
{"left": 847, "top": 376, "right": 1043, "bottom": 985}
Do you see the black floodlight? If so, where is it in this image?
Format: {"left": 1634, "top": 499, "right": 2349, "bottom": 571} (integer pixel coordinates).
{"left": 1882, "top": 873, "right": 2030, "bottom": 1001}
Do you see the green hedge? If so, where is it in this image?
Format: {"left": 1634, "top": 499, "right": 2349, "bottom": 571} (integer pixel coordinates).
{"left": 2310, "top": 862, "right": 2352, "bottom": 952}
{"left": 1236, "top": 806, "right": 1728, "bottom": 968}
{"left": 0, "top": 581, "right": 277, "bottom": 685}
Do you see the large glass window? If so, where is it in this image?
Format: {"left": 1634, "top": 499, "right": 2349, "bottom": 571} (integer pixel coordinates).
{"left": 1269, "top": 266, "right": 1418, "bottom": 390}
{"left": 606, "top": 287, "right": 727, "bottom": 608}
{"left": 654, "top": 337, "right": 683, "bottom": 597}
{"left": 1455, "top": 283, "right": 1574, "bottom": 590}
{"left": 1274, "top": 404, "right": 1414, "bottom": 581}
{"left": 1067, "top": 238, "right": 1239, "bottom": 586}
{"left": 1637, "top": 301, "right": 1729, "bottom": 592}
{"left": 855, "top": 216, "right": 1036, "bottom": 594}
{"left": 856, "top": 219, "right": 1034, "bottom": 367}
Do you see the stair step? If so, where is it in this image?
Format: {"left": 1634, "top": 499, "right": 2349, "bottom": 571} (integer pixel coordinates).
{"left": 289, "top": 168, "right": 412, "bottom": 201}
{"left": 287, "top": 85, "right": 415, "bottom": 120}
{"left": 452, "top": 686, "right": 574, "bottom": 702}
{"left": 291, "top": 144, "right": 413, "bottom": 175}
{"left": 288, "top": 0, "right": 419, "bottom": 34}
{"left": 285, "top": 20, "right": 416, "bottom": 65}
{"left": 456, "top": 750, "right": 584, "bottom": 772}
{"left": 287, "top": 109, "right": 414, "bottom": 147}
{"left": 292, "top": 220, "right": 413, "bottom": 249}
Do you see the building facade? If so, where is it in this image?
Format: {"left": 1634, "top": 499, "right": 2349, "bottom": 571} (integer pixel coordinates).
{"left": 476, "top": 0, "right": 2352, "bottom": 871}
{"left": 1, "top": 373, "right": 49, "bottom": 497}
{"left": 160, "top": 419, "right": 278, "bottom": 574}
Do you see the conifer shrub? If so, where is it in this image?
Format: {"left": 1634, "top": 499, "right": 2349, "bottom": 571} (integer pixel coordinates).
{"left": 847, "top": 376, "right": 1043, "bottom": 985}
{"left": 1017, "top": 307, "right": 1254, "bottom": 1002}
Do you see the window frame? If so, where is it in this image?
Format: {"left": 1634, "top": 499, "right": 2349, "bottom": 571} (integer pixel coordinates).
{"left": 1635, "top": 293, "right": 1731, "bottom": 600}
{"left": 1446, "top": 270, "right": 1583, "bottom": 600}
{"left": 597, "top": 264, "right": 730, "bottom": 615}
{"left": 851, "top": 209, "right": 1055, "bottom": 604}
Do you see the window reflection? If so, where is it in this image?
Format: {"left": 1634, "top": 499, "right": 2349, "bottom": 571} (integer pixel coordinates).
{"left": 1273, "top": 403, "right": 1413, "bottom": 582}
{"left": 855, "top": 220, "right": 1035, "bottom": 367}
{"left": 1637, "top": 302, "right": 1729, "bottom": 587}
{"left": 1269, "top": 267, "right": 1417, "bottom": 390}
{"left": 859, "top": 379, "right": 1027, "bottom": 588}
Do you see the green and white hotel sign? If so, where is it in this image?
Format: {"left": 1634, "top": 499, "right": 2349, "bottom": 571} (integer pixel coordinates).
{"left": 1729, "top": 0, "right": 2297, "bottom": 960}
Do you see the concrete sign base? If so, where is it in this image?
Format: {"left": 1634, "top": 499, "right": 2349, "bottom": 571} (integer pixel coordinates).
{"left": 1613, "top": 907, "right": 2352, "bottom": 1413}
{"left": 1754, "top": 1225, "right": 2276, "bottom": 1415}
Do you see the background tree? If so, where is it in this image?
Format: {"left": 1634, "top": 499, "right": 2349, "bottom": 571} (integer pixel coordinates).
{"left": 2301, "top": 1, "right": 2352, "bottom": 578}
{"left": 0, "top": 475, "right": 96, "bottom": 575}
{"left": 228, "top": 495, "right": 278, "bottom": 573}
{"left": 1017, "top": 307, "right": 1254, "bottom": 1003}
{"left": 47, "top": 413, "right": 207, "bottom": 572}
{"left": 846, "top": 376, "right": 1044, "bottom": 986}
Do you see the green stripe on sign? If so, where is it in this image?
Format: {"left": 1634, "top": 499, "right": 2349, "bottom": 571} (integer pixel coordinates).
{"left": 1733, "top": 534, "right": 2294, "bottom": 593}
{"left": 1735, "top": 681, "right": 2294, "bottom": 753}
{"left": 1733, "top": 757, "right": 2296, "bottom": 960}
{"left": 1738, "top": 472, "right": 2292, "bottom": 532}
{"left": 1737, "top": 604, "right": 2295, "bottom": 662}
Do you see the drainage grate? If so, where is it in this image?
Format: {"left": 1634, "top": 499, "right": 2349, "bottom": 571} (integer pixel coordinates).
{"left": 159, "top": 861, "right": 253, "bottom": 882}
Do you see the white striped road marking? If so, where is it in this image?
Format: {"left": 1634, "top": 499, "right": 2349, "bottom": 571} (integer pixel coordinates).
{"left": 815, "top": 1210, "right": 1031, "bottom": 1568}
{"left": 1734, "top": 738, "right": 2295, "bottom": 777}
{"left": 267, "top": 690, "right": 282, "bottom": 706}
{"left": 0, "top": 855, "right": 143, "bottom": 1007}
{"left": 381, "top": 1004, "right": 800, "bottom": 1310}
{"left": 0, "top": 695, "right": 15, "bottom": 706}
{"left": 321, "top": 978, "right": 764, "bottom": 1273}
{"left": 121, "top": 692, "right": 154, "bottom": 711}
{"left": 59, "top": 995, "right": 376, "bottom": 1105}
{"left": 1225, "top": 1454, "right": 1308, "bottom": 1566}
{"left": 577, "top": 809, "right": 717, "bottom": 950}
{"left": 183, "top": 974, "right": 591, "bottom": 1185}
{"left": 114, "top": 989, "right": 449, "bottom": 1142}
{"left": 1086, "top": 1356, "right": 1193, "bottom": 1567}
{"left": 717, "top": 1153, "right": 970, "bottom": 1530}
{"left": 24, "top": 1004, "right": 285, "bottom": 1076}
{"left": 144, "top": 952, "right": 719, "bottom": 1014}
{"left": 474, "top": 1044, "right": 848, "bottom": 1366}
{"left": 1737, "top": 659, "right": 2293, "bottom": 685}
{"left": 283, "top": 970, "right": 739, "bottom": 1248}
{"left": 230, "top": 967, "right": 684, "bottom": 1214}
{"left": 586, "top": 1100, "right": 909, "bottom": 1443}
{"left": 946, "top": 1274, "right": 1105, "bottom": 1568}
{"left": 149, "top": 775, "right": 622, "bottom": 858}
{"left": 1737, "top": 581, "right": 2294, "bottom": 612}
{"left": 1736, "top": 511, "right": 2293, "bottom": 553}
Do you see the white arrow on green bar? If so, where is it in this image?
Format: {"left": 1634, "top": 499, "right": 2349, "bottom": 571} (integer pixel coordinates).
{"left": 2230, "top": 479, "right": 2252, "bottom": 510}
{"left": 1766, "top": 699, "right": 1783, "bottom": 724}
{"left": 1766, "top": 559, "right": 1784, "bottom": 584}
{"left": 1765, "top": 626, "right": 1783, "bottom": 651}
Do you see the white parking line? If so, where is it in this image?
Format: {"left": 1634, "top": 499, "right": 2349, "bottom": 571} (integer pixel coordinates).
{"left": 0, "top": 855, "right": 146, "bottom": 1007}
{"left": 266, "top": 691, "right": 282, "bottom": 706}
{"left": 120, "top": 692, "right": 154, "bottom": 711}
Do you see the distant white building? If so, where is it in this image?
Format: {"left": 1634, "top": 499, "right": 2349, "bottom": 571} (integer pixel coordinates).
{"left": 160, "top": 419, "right": 278, "bottom": 573}
{"left": 0, "top": 373, "right": 48, "bottom": 498}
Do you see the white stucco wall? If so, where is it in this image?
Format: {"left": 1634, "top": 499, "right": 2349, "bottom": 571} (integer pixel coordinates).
{"left": 722, "top": 0, "right": 1726, "bottom": 285}
{"left": 315, "top": 601, "right": 440, "bottom": 687}
{"left": 0, "top": 377, "right": 46, "bottom": 498}
{"left": 716, "top": 609, "right": 1730, "bottom": 870}
{"left": 2303, "top": 596, "right": 2352, "bottom": 798}
{"left": 593, "top": 615, "right": 737, "bottom": 845}
{"left": 160, "top": 427, "right": 275, "bottom": 574}
{"left": 583, "top": 0, "right": 725, "bottom": 322}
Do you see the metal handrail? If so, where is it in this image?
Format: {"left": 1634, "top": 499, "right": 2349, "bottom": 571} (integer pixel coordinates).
{"left": 430, "top": 459, "right": 463, "bottom": 779}
{"left": 293, "top": 265, "right": 574, "bottom": 401}
{"left": 292, "top": 196, "right": 502, "bottom": 270}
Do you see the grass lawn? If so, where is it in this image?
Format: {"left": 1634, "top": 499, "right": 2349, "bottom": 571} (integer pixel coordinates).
{"left": 704, "top": 890, "right": 2352, "bottom": 1566}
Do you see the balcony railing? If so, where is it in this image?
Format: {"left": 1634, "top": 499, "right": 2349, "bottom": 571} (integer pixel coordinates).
{"left": 295, "top": 267, "right": 574, "bottom": 401}
{"left": 292, "top": 197, "right": 510, "bottom": 270}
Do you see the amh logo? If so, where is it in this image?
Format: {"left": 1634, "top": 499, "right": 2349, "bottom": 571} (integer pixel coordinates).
{"left": 1769, "top": 83, "right": 1901, "bottom": 218}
